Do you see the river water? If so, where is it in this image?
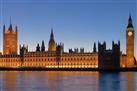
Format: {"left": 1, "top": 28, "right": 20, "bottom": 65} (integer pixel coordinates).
{"left": 0, "top": 71, "right": 137, "bottom": 91}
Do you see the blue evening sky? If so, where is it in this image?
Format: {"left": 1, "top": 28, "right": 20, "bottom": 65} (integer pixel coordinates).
{"left": 0, "top": 0, "right": 136, "bottom": 57}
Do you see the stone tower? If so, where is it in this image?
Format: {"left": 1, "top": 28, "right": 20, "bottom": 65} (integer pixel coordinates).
{"left": 126, "top": 15, "right": 135, "bottom": 67}
{"left": 48, "top": 28, "right": 56, "bottom": 52}
{"left": 3, "top": 24, "right": 18, "bottom": 55}
{"left": 98, "top": 41, "right": 120, "bottom": 70}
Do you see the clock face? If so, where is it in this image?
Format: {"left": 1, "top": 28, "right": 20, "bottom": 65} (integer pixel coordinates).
{"left": 128, "top": 31, "right": 133, "bottom": 36}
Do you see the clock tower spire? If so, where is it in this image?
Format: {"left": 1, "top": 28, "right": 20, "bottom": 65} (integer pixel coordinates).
{"left": 127, "top": 14, "right": 133, "bottom": 28}
{"left": 126, "top": 15, "right": 135, "bottom": 67}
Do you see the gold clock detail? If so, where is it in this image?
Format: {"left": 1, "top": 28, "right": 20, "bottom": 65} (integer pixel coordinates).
{"left": 128, "top": 31, "right": 132, "bottom": 36}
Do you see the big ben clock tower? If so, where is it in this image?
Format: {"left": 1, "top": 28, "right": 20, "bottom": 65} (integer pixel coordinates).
{"left": 126, "top": 15, "right": 135, "bottom": 67}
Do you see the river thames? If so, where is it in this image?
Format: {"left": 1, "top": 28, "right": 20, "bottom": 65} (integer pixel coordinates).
{"left": 0, "top": 71, "right": 137, "bottom": 91}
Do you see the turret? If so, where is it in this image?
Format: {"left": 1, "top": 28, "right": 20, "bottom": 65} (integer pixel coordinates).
{"left": 3, "top": 25, "right": 5, "bottom": 32}
{"left": 103, "top": 41, "right": 106, "bottom": 49}
{"left": 20, "top": 44, "right": 28, "bottom": 56}
{"left": 19, "top": 45, "right": 28, "bottom": 66}
{"left": 98, "top": 41, "right": 106, "bottom": 54}
{"left": 36, "top": 43, "right": 40, "bottom": 52}
{"left": 9, "top": 24, "right": 12, "bottom": 32}
{"left": 56, "top": 43, "right": 64, "bottom": 56}
{"left": 118, "top": 40, "right": 120, "bottom": 47}
{"left": 112, "top": 41, "right": 120, "bottom": 53}
{"left": 74, "top": 48, "right": 79, "bottom": 53}
{"left": 69, "top": 49, "right": 73, "bottom": 53}
{"left": 93, "top": 42, "right": 97, "bottom": 53}
{"left": 80, "top": 48, "right": 84, "bottom": 53}
{"left": 41, "top": 40, "right": 45, "bottom": 52}
{"left": 50, "top": 28, "right": 54, "bottom": 40}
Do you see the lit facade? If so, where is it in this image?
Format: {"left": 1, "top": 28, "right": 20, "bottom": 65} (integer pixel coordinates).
{"left": 0, "top": 16, "right": 136, "bottom": 69}
{"left": 126, "top": 15, "right": 135, "bottom": 67}
{"left": 48, "top": 29, "right": 56, "bottom": 52}
{"left": 0, "top": 46, "right": 98, "bottom": 68}
{"left": 3, "top": 24, "right": 18, "bottom": 55}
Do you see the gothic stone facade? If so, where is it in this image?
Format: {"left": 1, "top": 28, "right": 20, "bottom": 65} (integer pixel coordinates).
{"left": 0, "top": 16, "right": 136, "bottom": 69}
{"left": 3, "top": 24, "right": 18, "bottom": 55}
{"left": 0, "top": 47, "right": 98, "bottom": 68}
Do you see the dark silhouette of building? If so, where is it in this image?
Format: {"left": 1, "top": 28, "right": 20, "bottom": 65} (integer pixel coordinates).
{"left": 41, "top": 40, "right": 45, "bottom": 52}
{"left": 20, "top": 45, "right": 28, "bottom": 56}
{"left": 56, "top": 43, "right": 64, "bottom": 56}
{"left": 69, "top": 49, "right": 73, "bottom": 53}
{"left": 20, "top": 45, "right": 28, "bottom": 66}
{"left": 98, "top": 41, "right": 120, "bottom": 70}
{"left": 56, "top": 43, "right": 64, "bottom": 66}
{"left": 36, "top": 43, "right": 40, "bottom": 52}
{"left": 80, "top": 48, "right": 84, "bottom": 53}
{"left": 93, "top": 42, "right": 97, "bottom": 53}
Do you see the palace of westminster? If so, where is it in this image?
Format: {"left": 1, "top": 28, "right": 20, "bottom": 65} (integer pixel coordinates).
{"left": 0, "top": 16, "right": 136, "bottom": 70}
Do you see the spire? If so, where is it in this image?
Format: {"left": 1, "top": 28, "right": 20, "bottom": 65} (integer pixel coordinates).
{"left": 118, "top": 40, "right": 120, "bottom": 47}
{"left": 50, "top": 28, "right": 54, "bottom": 40}
{"left": 9, "top": 17, "right": 12, "bottom": 31}
{"left": 36, "top": 43, "right": 40, "bottom": 52}
{"left": 48, "top": 28, "right": 56, "bottom": 52}
{"left": 127, "top": 14, "right": 133, "bottom": 28}
{"left": 41, "top": 40, "right": 45, "bottom": 52}
{"left": 9, "top": 24, "right": 12, "bottom": 31}
{"left": 3, "top": 25, "right": 5, "bottom": 32}
{"left": 103, "top": 41, "right": 106, "bottom": 49}
{"left": 93, "top": 42, "right": 96, "bottom": 52}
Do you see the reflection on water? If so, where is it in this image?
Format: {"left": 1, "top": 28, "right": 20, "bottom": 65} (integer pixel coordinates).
{"left": 0, "top": 71, "right": 137, "bottom": 91}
